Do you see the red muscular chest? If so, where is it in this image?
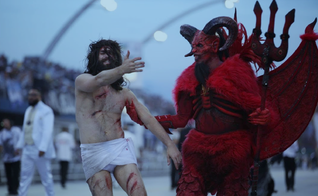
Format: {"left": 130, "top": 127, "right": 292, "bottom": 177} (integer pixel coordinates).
{"left": 192, "top": 87, "right": 248, "bottom": 134}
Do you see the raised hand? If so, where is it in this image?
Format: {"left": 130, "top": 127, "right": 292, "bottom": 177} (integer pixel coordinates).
{"left": 121, "top": 50, "right": 145, "bottom": 74}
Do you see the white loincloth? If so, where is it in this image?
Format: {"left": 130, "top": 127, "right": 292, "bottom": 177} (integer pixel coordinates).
{"left": 80, "top": 137, "right": 137, "bottom": 181}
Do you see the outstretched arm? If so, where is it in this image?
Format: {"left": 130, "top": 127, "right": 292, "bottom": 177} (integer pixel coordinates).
{"left": 126, "top": 91, "right": 182, "bottom": 170}
{"left": 75, "top": 50, "right": 145, "bottom": 93}
{"left": 155, "top": 92, "right": 195, "bottom": 132}
{"left": 126, "top": 91, "right": 194, "bottom": 133}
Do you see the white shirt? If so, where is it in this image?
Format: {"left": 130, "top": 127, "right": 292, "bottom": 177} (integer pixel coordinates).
{"left": 24, "top": 107, "right": 36, "bottom": 145}
{"left": 0, "top": 126, "right": 21, "bottom": 162}
{"left": 55, "top": 131, "right": 75, "bottom": 161}
{"left": 283, "top": 141, "right": 299, "bottom": 158}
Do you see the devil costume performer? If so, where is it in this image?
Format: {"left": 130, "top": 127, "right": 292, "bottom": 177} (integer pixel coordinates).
{"left": 130, "top": 16, "right": 274, "bottom": 194}
{"left": 127, "top": 1, "right": 318, "bottom": 195}
{"left": 172, "top": 55, "right": 269, "bottom": 195}
{"left": 142, "top": 14, "right": 271, "bottom": 195}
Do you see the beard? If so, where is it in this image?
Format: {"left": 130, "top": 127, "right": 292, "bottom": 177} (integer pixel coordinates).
{"left": 95, "top": 60, "right": 116, "bottom": 73}
{"left": 92, "top": 55, "right": 122, "bottom": 76}
{"left": 28, "top": 99, "right": 39, "bottom": 106}
{"left": 195, "top": 62, "right": 211, "bottom": 85}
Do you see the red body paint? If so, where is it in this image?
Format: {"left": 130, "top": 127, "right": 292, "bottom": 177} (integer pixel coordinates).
{"left": 126, "top": 172, "right": 136, "bottom": 192}
{"left": 105, "top": 176, "right": 111, "bottom": 190}
{"left": 130, "top": 181, "right": 138, "bottom": 195}
{"left": 95, "top": 91, "right": 107, "bottom": 99}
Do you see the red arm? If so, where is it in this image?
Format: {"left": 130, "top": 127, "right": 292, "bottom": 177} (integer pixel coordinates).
{"left": 125, "top": 100, "right": 144, "bottom": 126}
{"left": 155, "top": 92, "right": 195, "bottom": 133}
{"left": 125, "top": 91, "right": 194, "bottom": 134}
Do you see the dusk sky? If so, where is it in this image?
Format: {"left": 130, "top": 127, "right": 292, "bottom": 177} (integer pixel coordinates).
{"left": 1, "top": 0, "right": 317, "bottom": 102}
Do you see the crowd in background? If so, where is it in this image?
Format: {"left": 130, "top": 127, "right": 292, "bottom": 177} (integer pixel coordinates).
{"left": 0, "top": 54, "right": 79, "bottom": 115}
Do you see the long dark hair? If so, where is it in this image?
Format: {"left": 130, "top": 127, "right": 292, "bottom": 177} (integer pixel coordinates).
{"left": 85, "top": 39, "right": 126, "bottom": 91}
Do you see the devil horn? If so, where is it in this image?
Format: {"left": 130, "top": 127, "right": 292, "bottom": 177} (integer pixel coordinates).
{"left": 180, "top": 24, "right": 198, "bottom": 57}
{"left": 202, "top": 16, "right": 238, "bottom": 51}
{"left": 180, "top": 24, "right": 198, "bottom": 44}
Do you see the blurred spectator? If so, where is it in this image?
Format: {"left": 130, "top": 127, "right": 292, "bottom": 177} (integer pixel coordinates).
{"left": 170, "top": 128, "right": 181, "bottom": 190}
{"left": 283, "top": 140, "right": 299, "bottom": 192}
{"left": 310, "top": 150, "right": 317, "bottom": 170}
{"left": 55, "top": 127, "right": 75, "bottom": 188}
{"left": 0, "top": 118, "right": 21, "bottom": 196}
{"left": 144, "top": 129, "right": 158, "bottom": 151}
{"left": 169, "top": 127, "right": 192, "bottom": 190}
{"left": 0, "top": 55, "right": 7, "bottom": 97}
{"left": 301, "top": 151, "right": 308, "bottom": 170}
{"left": 5, "top": 65, "right": 24, "bottom": 107}
{"left": 15, "top": 88, "right": 56, "bottom": 196}
{"left": 177, "top": 127, "right": 191, "bottom": 172}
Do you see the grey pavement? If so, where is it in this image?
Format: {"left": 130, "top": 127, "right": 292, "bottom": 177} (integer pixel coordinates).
{"left": 1, "top": 166, "right": 317, "bottom": 196}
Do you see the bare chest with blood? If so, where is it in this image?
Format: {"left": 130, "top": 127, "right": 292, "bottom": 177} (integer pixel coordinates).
{"left": 91, "top": 86, "right": 125, "bottom": 136}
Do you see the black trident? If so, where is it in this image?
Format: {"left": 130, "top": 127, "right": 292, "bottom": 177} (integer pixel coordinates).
{"left": 250, "top": 1, "right": 295, "bottom": 195}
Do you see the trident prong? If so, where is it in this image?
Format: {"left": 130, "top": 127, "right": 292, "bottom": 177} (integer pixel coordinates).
{"left": 251, "top": 0, "right": 295, "bottom": 65}
{"left": 266, "top": 0, "right": 278, "bottom": 37}
{"left": 253, "top": 1, "right": 263, "bottom": 37}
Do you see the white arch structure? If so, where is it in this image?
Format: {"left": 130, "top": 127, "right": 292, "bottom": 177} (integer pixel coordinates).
{"left": 40, "top": 0, "right": 223, "bottom": 62}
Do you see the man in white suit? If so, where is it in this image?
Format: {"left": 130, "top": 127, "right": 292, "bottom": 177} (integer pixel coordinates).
{"left": 15, "top": 88, "right": 55, "bottom": 196}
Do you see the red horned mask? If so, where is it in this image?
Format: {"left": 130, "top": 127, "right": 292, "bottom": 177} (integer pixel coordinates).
{"left": 190, "top": 31, "right": 220, "bottom": 62}
{"left": 180, "top": 16, "right": 238, "bottom": 58}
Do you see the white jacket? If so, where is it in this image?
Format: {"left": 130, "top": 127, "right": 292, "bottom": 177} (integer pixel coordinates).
{"left": 16, "top": 101, "right": 56, "bottom": 159}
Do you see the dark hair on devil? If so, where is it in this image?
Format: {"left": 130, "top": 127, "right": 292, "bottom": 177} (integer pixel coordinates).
{"left": 84, "top": 39, "right": 126, "bottom": 91}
